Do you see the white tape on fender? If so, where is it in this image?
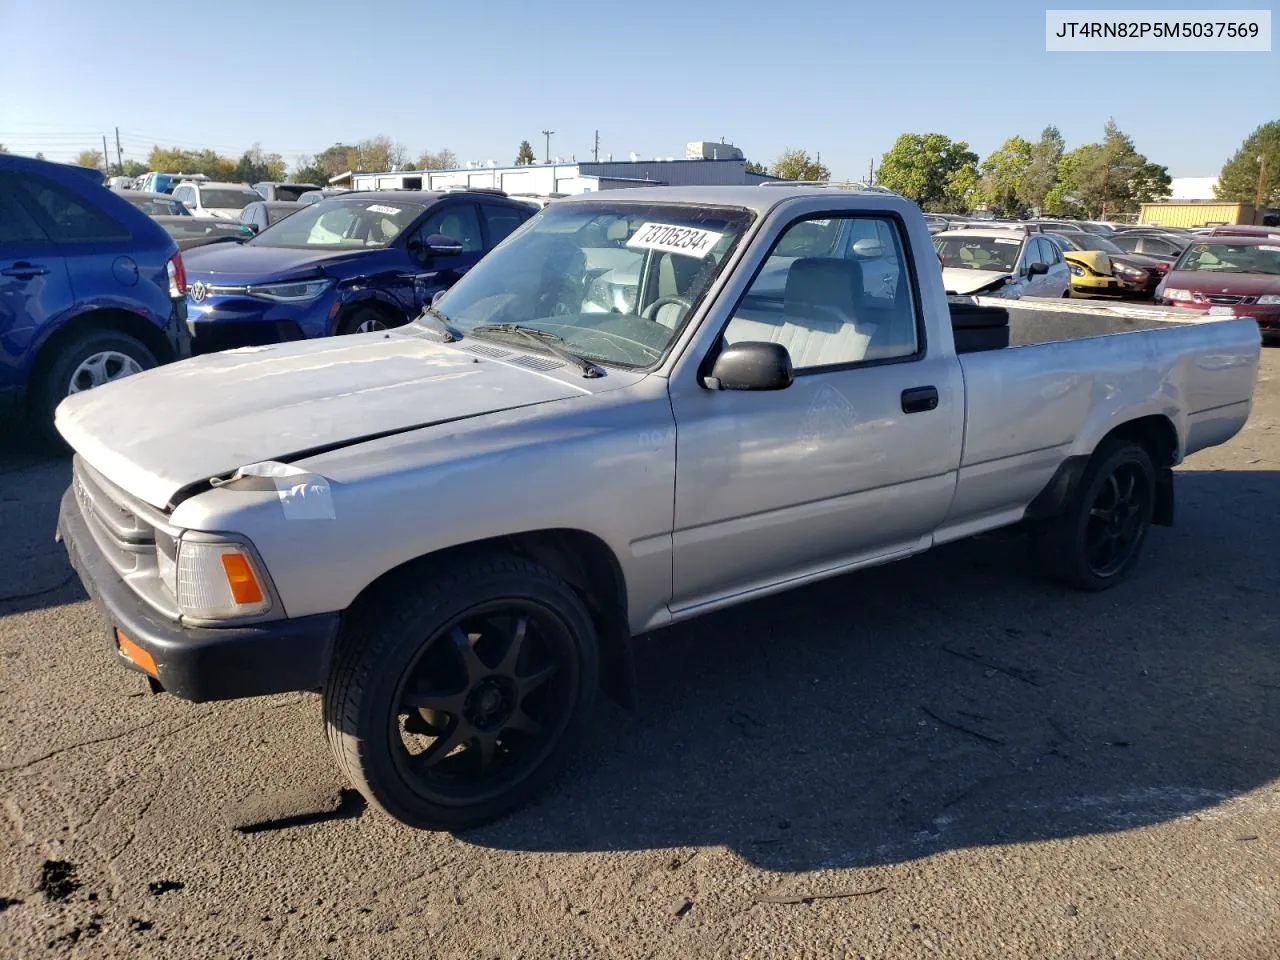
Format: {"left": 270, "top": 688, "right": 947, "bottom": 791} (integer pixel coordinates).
{"left": 221, "top": 461, "right": 336, "bottom": 520}
{"left": 626, "top": 222, "right": 723, "bottom": 258}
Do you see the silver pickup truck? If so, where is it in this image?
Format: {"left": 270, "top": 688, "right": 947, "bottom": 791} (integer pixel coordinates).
{"left": 55, "top": 186, "right": 1261, "bottom": 829}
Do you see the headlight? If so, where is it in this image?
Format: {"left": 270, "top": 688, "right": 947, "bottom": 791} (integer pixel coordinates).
{"left": 248, "top": 278, "right": 334, "bottom": 302}
{"left": 174, "top": 535, "right": 273, "bottom": 620}
{"left": 1112, "top": 264, "right": 1143, "bottom": 278}
{"left": 1162, "top": 288, "right": 1192, "bottom": 300}
{"left": 1257, "top": 294, "right": 1280, "bottom": 304}
{"left": 1069, "top": 264, "right": 1085, "bottom": 277}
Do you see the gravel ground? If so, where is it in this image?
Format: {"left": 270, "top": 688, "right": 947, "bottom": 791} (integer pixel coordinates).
{"left": 1, "top": 349, "right": 1277, "bottom": 959}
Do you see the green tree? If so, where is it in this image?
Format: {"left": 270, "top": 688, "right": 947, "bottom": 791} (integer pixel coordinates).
{"left": 1055, "top": 120, "right": 1170, "bottom": 218}
{"left": 313, "top": 143, "right": 359, "bottom": 177}
{"left": 744, "top": 159, "right": 768, "bottom": 175}
{"left": 76, "top": 149, "right": 104, "bottom": 170}
{"left": 415, "top": 148, "right": 458, "bottom": 170}
{"left": 146, "top": 146, "right": 236, "bottom": 178}
{"left": 976, "top": 135, "right": 1033, "bottom": 217}
{"left": 515, "top": 140, "right": 536, "bottom": 165}
{"left": 1215, "top": 121, "right": 1280, "bottom": 207}
{"left": 1023, "top": 125, "right": 1065, "bottom": 213}
{"left": 292, "top": 161, "right": 330, "bottom": 186}
{"left": 120, "top": 159, "right": 147, "bottom": 177}
{"left": 770, "top": 148, "right": 830, "bottom": 181}
{"left": 877, "top": 133, "right": 979, "bottom": 212}
{"left": 232, "top": 143, "right": 288, "bottom": 183}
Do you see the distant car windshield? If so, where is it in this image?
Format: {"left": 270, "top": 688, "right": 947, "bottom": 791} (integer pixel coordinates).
{"left": 129, "top": 196, "right": 187, "bottom": 216}
{"left": 200, "top": 188, "right": 260, "bottom": 210}
{"left": 160, "top": 220, "right": 253, "bottom": 240}
{"left": 250, "top": 197, "right": 424, "bottom": 249}
{"left": 1177, "top": 242, "right": 1280, "bottom": 275}
{"left": 273, "top": 184, "right": 320, "bottom": 201}
{"left": 1073, "top": 233, "right": 1125, "bottom": 255}
{"left": 934, "top": 235, "right": 1022, "bottom": 272}
{"left": 266, "top": 205, "right": 300, "bottom": 225}
{"left": 427, "top": 201, "right": 755, "bottom": 369}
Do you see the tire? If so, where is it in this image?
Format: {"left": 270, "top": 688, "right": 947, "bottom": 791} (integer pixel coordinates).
{"left": 1034, "top": 439, "right": 1156, "bottom": 591}
{"left": 337, "top": 305, "right": 400, "bottom": 336}
{"left": 33, "top": 329, "right": 157, "bottom": 439}
{"left": 324, "top": 553, "right": 600, "bottom": 829}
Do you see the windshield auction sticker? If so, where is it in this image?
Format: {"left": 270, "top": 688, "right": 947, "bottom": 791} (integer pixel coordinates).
{"left": 1046, "top": 10, "right": 1270, "bottom": 51}
{"left": 366, "top": 204, "right": 401, "bottom": 215}
{"left": 627, "top": 223, "right": 723, "bottom": 258}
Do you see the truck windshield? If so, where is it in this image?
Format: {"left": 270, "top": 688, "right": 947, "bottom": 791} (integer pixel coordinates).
{"left": 1177, "top": 243, "right": 1280, "bottom": 275}
{"left": 427, "top": 201, "right": 755, "bottom": 369}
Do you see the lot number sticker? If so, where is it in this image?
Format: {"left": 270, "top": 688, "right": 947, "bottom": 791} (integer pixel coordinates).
{"left": 627, "top": 222, "right": 723, "bottom": 258}
{"left": 367, "top": 204, "right": 401, "bottom": 215}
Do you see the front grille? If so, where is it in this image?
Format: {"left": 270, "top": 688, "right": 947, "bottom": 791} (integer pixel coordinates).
{"left": 73, "top": 458, "right": 180, "bottom": 618}
{"left": 1206, "top": 294, "right": 1251, "bottom": 305}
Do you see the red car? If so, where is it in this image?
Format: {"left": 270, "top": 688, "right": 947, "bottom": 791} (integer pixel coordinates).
{"left": 1156, "top": 236, "right": 1280, "bottom": 342}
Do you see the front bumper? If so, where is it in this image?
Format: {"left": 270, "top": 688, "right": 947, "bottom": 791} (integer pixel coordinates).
{"left": 58, "top": 487, "right": 341, "bottom": 702}
{"left": 184, "top": 291, "right": 329, "bottom": 354}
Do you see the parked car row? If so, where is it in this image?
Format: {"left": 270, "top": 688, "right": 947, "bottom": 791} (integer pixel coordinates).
{"left": 0, "top": 155, "right": 189, "bottom": 437}
{"left": 6, "top": 153, "right": 1275, "bottom": 441}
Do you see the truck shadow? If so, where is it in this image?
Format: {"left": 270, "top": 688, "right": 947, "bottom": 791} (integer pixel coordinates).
{"left": 473, "top": 469, "right": 1280, "bottom": 871}
{"left": 0, "top": 432, "right": 76, "bottom": 612}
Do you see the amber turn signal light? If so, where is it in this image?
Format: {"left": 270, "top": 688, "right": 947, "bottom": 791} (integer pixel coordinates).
{"left": 220, "top": 552, "right": 265, "bottom": 605}
{"left": 115, "top": 629, "right": 158, "bottom": 678}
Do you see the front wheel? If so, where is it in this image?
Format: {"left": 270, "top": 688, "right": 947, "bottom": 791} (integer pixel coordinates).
{"left": 1034, "top": 439, "right": 1156, "bottom": 591}
{"left": 324, "top": 554, "right": 599, "bottom": 829}
{"left": 33, "top": 329, "right": 157, "bottom": 439}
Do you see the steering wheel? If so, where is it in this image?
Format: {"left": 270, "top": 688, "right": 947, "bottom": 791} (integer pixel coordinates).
{"left": 642, "top": 296, "right": 692, "bottom": 324}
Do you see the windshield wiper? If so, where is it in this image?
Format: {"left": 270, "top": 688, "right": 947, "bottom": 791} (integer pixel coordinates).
{"left": 418, "top": 304, "right": 458, "bottom": 342}
{"left": 470, "top": 323, "right": 603, "bottom": 379}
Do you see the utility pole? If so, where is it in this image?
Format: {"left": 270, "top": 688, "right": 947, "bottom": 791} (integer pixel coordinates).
{"left": 868, "top": 157, "right": 875, "bottom": 184}
{"left": 541, "top": 129, "right": 554, "bottom": 164}
{"left": 115, "top": 127, "right": 123, "bottom": 173}
{"left": 593, "top": 129, "right": 599, "bottom": 162}
{"left": 1256, "top": 154, "right": 1267, "bottom": 220}
{"left": 102, "top": 134, "right": 110, "bottom": 174}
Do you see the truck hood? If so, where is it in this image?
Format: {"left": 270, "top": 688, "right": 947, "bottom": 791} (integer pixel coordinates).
{"left": 941, "top": 268, "right": 1012, "bottom": 296}
{"left": 55, "top": 331, "right": 607, "bottom": 509}
{"left": 183, "top": 243, "right": 366, "bottom": 283}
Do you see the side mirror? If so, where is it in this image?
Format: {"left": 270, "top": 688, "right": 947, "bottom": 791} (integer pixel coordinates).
{"left": 424, "top": 233, "right": 464, "bottom": 257}
{"left": 706, "top": 341, "right": 794, "bottom": 391}
{"left": 1027, "top": 261, "right": 1049, "bottom": 276}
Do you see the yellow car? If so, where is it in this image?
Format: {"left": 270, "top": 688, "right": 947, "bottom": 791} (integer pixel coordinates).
{"left": 1046, "top": 232, "right": 1158, "bottom": 296}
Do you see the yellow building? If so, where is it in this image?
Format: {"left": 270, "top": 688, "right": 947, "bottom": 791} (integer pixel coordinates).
{"left": 1138, "top": 201, "right": 1259, "bottom": 228}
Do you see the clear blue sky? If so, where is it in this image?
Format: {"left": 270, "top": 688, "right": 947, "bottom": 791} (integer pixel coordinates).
{"left": 1, "top": 0, "right": 1275, "bottom": 177}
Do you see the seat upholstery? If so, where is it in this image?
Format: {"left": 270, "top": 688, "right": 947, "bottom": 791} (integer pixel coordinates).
{"left": 724, "top": 257, "right": 877, "bottom": 367}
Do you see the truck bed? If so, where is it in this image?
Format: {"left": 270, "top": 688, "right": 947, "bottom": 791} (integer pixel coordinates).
{"left": 954, "top": 296, "right": 1242, "bottom": 347}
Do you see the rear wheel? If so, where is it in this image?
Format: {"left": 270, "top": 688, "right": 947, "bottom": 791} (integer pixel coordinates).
{"left": 33, "top": 329, "right": 157, "bottom": 439}
{"left": 1035, "top": 439, "right": 1156, "bottom": 591}
{"left": 324, "top": 553, "right": 599, "bottom": 829}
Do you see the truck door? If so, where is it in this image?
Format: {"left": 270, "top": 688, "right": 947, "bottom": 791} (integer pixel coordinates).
{"left": 667, "top": 211, "right": 965, "bottom": 610}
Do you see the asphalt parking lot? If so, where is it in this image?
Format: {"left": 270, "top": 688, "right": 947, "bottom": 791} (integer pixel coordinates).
{"left": 1, "top": 349, "right": 1277, "bottom": 960}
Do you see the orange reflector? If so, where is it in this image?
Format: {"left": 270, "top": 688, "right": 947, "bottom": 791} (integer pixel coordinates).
{"left": 115, "top": 629, "right": 158, "bottom": 678}
{"left": 220, "top": 552, "right": 265, "bottom": 605}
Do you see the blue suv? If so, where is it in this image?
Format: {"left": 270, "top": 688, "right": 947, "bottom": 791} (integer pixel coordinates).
{"left": 182, "top": 190, "right": 536, "bottom": 351}
{"left": 0, "top": 155, "right": 189, "bottom": 434}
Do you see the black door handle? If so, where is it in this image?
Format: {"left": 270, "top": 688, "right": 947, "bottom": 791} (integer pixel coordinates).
{"left": 901, "top": 386, "right": 939, "bottom": 414}
{"left": 1, "top": 262, "right": 48, "bottom": 279}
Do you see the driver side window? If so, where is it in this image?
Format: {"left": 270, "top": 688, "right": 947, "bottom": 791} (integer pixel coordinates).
{"left": 417, "top": 204, "right": 483, "bottom": 253}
